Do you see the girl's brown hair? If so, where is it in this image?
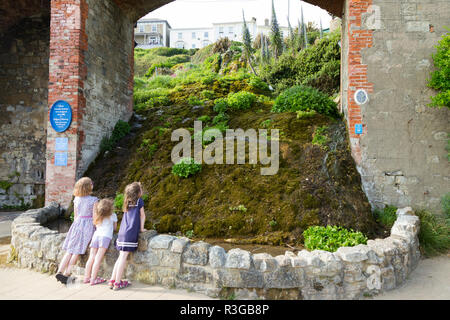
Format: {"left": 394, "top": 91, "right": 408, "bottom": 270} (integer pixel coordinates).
{"left": 93, "top": 198, "right": 114, "bottom": 226}
{"left": 73, "top": 177, "right": 93, "bottom": 197}
{"left": 122, "top": 182, "right": 142, "bottom": 212}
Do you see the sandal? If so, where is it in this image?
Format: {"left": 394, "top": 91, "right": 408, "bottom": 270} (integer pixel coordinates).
{"left": 90, "top": 277, "right": 107, "bottom": 286}
{"left": 113, "top": 280, "right": 131, "bottom": 291}
{"left": 108, "top": 280, "right": 115, "bottom": 289}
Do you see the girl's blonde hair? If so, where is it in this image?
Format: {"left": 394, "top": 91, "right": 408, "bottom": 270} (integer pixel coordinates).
{"left": 73, "top": 177, "right": 93, "bottom": 197}
{"left": 94, "top": 198, "right": 114, "bottom": 226}
{"left": 122, "top": 182, "right": 142, "bottom": 212}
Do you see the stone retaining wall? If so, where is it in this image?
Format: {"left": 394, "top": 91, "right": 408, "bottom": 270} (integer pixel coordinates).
{"left": 8, "top": 204, "right": 421, "bottom": 299}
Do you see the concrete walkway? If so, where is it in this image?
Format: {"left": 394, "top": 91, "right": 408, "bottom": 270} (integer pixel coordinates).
{"left": 371, "top": 253, "right": 450, "bottom": 300}
{"left": 0, "top": 267, "right": 215, "bottom": 300}
{"left": 0, "top": 211, "right": 22, "bottom": 238}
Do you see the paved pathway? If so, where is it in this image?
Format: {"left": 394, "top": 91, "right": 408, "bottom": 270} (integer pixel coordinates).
{"left": 0, "top": 267, "right": 215, "bottom": 300}
{"left": 371, "top": 253, "right": 450, "bottom": 300}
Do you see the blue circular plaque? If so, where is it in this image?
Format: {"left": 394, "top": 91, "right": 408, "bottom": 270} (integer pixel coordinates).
{"left": 50, "top": 100, "right": 72, "bottom": 133}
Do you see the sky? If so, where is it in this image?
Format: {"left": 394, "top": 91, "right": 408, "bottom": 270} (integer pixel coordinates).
{"left": 142, "top": 0, "right": 332, "bottom": 30}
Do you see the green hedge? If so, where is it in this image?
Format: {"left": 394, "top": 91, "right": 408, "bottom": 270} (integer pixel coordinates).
{"left": 272, "top": 85, "right": 338, "bottom": 117}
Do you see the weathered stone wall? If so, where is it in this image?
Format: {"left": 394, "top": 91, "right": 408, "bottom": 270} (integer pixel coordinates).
{"left": 78, "top": 0, "right": 134, "bottom": 177}
{"left": 0, "top": 15, "right": 50, "bottom": 208}
{"left": 9, "top": 204, "right": 421, "bottom": 300}
{"left": 341, "top": 0, "right": 450, "bottom": 213}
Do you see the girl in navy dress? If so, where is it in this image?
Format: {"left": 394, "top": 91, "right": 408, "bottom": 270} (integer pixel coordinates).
{"left": 109, "top": 182, "right": 146, "bottom": 290}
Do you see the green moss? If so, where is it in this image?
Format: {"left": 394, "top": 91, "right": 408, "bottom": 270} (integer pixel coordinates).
{"left": 0, "top": 181, "right": 13, "bottom": 192}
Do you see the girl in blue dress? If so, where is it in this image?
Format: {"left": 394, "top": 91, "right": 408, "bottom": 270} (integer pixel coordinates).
{"left": 109, "top": 182, "right": 146, "bottom": 290}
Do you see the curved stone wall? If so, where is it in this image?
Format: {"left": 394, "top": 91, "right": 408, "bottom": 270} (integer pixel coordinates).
{"left": 8, "top": 204, "right": 421, "bottom": 299}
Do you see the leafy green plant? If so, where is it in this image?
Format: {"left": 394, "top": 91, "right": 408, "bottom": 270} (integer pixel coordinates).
{"left": 312, "top": 126, "right": 329, "bottom": 147}
{"left": 213, "top": 98, "right": 228, "bottom": 113}
{"left": 212, "top": 113, "right": 229, "bottom": 125}
{"left": 201, "top": 89, "right": 216, "bottom": 100}
{"left": 185, "top": 230, "right": 195, "bottom": 238}
{"left": 416, "top": 209, "right": 450, "bottom": 257}
{"left": 227, "top": 91, "right": 256, "bottom": 110}
{"left": 272, "top": 85, "right": 338, "bottom": 117}
{"left": 0, "top": 181, "right": 13, "bottom": 192}
{"left": 303, "top": 225, "right": 368, "bottom": 252}
{"left": 114, "top": 193, "right": 124, "bottom": 212}
{"left": 172, "top": 157, "right": 202, "bottom": 178}
{"left": 197, "top": 115, "right": 211, "bottom": 123}
{"left": 187, "top": 95, "right": 203, "bottom": 106}
{"left": 428, "top": 31, "right": 450, "bottom": 109}
{"left": 260, "top": 119, "right": 272, "bottom": 128}
{"left": 373, "top": 205, "right": 398, "bottom": 229}
{"left": 248, "top": 75, "right": 270, "bottom": 93}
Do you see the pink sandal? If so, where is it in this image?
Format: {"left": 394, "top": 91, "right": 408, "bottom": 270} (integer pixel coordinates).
{"left": 90, "top": 277, "right": 106, "bottom": 286}
{"left": 113, "top": 280, "right": 131, "bottom": 291}
{"left": 108, "top": 280, "right": 115, "bottom": 289}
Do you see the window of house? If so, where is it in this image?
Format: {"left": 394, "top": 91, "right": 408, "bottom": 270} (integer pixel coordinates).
{"left": 219, "top": 27, "right": 224, "bottom": 34}
{"left": 152, "top": 24, "right": 157, "bottom": 32}
{"left": 192, "top": 43, "right": 196, "bottom": 49}
{"left": 204, "top": 31, "right": 209, "bottom": 38}
{"left": 228, "top": 26, "right": 233, "bottom": 34}
{"left": 178, "top": 32, "right": 182, "bottom": 39}
{"left": 139, "top": 24, "right": 144, "bottom": 32}
{"left": 192, "top": 32, "right": 196, "bottom": 39}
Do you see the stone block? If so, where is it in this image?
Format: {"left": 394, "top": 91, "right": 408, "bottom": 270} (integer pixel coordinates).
{"left": 209, "top": 246, "right": 227, "bottom": 268}
{"left": 182, "top": 241, "right": 210, "bottom": 266}
{"left": 171, "top": 237, "right": 190, "bottom": 254}
{"left": 225, "top": 248, "right": 253, "bottom": 270}
{"left": 253, "top": 253, "right": 278, "bottom": 272}
{"left": 149, "top": 234, "right": 176, "bottom": 250}
{"left": 336, "top": 246, "right": 369, "bottom": 263}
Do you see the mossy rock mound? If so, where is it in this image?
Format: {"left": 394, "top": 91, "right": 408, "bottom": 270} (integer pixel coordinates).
{"left": 85, "top": 101, "right": 381, "bottom": 246}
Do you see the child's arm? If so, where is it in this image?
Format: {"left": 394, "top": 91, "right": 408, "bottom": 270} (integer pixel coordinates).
{"left": 140, "top": 207, "right": 146, "bottom": 232}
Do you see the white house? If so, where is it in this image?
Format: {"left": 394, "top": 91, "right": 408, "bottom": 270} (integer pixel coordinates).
{"left": 134, "top": 18, "right": 171, "bottom": 49}
{"left": 170, "top": 18, "right": 290, "bottom": 50}
{"left": 170, "top": 27, "right": 212, "bottom": 49}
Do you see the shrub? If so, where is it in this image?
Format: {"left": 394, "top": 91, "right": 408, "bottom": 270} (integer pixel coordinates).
{"left": 416, "top": 210, "right": 450, "bottom": 257}
{"left": 312, "top": 126, "right": 329, "bottom": 146}
{"left": 261, "top": 30, "right": 341, "bottom": 95}
{"left": 172, "top": 157, "right": 202, "bottom": 178}
{"left": 114, "top": 193, "right": 124, "bottom": 212}
{"left": 272, "top": 85, "right": 338, "bottom": 117}
{"left": 187, "top": 95, "right": 203, "bottom": 106}
{"left": 248, "top": 75, "right": 270, "bottom": 93}
{"left": 227, "top": 91, "right": 256, "bottom": 110}
{"left": 213, "top": 98, "right": 228, "bottom": 113}
{"left": 303, "top": 225, "right": 368, "bottom": 252}
{"left": 197, "top": 115, "right": 211, "bottom": 123}
{"left": 428, "top": 31, "right": 450, "bottom": 109}
{"left": 212, "top": 113, "right": 229, "bottom": 125}
{"left": 201, "top": 90, "right": 216, "bottom": 100}
{"left": 373, "top": 205, "right": 398, "bottom": 229}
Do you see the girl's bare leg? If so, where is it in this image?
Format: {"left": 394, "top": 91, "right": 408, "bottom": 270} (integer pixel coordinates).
{"left": 84, "top": 248, "right": 97, "bottom": 281}
{"left": 57, "top": 252, "right": 72, "bottom": 274}
{"left": 114, "top": 251, "right": 129, "bottom": 284}
{"left": 90, "top": 247, "right": 107, "bottom": 282}
{"left": 64, "top": 254, "right": 79, "bottom": 276}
